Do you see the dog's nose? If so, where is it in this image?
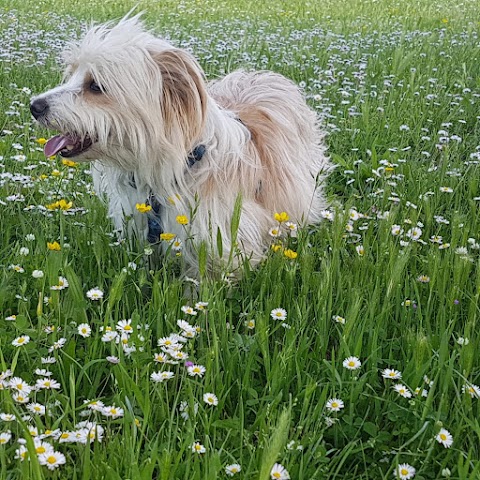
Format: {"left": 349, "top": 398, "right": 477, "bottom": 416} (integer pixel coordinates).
{"left": 30, "top": 98, "right": 49, "bottom": 119}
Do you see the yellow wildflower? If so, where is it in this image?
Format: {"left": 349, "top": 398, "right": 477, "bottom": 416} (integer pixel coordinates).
{"left": 135, "top": 203, "right": 152, "bottom": 213}
{"left": 62, "top": 159, "right": 78, "bottom": 168}
{"left": 274, "top": 211, "right": 289, "bottom": 223}
{"left": 160, "top": 233, "right": 176, "bottom": 241}
{"left": 36, "top": 138, "right": 47, "bottom": 145}
{"left": 47, "top": 241, "right": 61, "bottom": 251}
{"left": 176, "top": 215, "right": 189, "bottom": 225}
{"left": 283, "top": 249, "right": 298, "bottom": 259}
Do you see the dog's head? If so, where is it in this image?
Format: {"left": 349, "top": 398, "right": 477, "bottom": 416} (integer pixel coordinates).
{"left": 31, "top": 16, "right": 207, "bottom": 168}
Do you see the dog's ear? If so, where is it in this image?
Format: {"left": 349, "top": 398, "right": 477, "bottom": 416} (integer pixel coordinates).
{"left": 151, "top": 49, "right": 207, "bottom": 150}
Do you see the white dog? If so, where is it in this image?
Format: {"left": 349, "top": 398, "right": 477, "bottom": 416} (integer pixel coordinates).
{"left": 31, "top": 16, "right": 331, "bottom": 270}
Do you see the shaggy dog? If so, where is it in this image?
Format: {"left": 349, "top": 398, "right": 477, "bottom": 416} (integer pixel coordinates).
{"left": 31, "top": 16, "right": 331, "bottom": 270}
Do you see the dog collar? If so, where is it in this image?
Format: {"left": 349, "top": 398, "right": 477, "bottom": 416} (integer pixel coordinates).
{"left": 187, "top": 144, "right": 206, "bottom": 167}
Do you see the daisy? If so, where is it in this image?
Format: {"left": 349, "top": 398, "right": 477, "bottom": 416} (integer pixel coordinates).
{"left": 0, "top": 432, "right": 12, "bottom": 445}
{"left": 382, "top": 368, "right": 402, "bottom": 380}
{"left": 27, "top": 403, "right": 46, "bottom": 416}
{"left": 342, "top": 356, "right": 362, "bottom": 370}
{"left": 86, "top": 287, "right": 103, "bottom": 301}
{"left": 393, "top": 384, "right": 412, "bottom": 398}
{"left": 106, "top": 356, "right": 120, "bottom": 364}
{"left": 12, "top": 392, "right": 29, "bottom": 404}
{"left": 406, "top": 227, "right": 422, "bottom": 241}
{"left": 393, "top": 463, "right": 416, "bottom": 479}
{"left": 225, "top": 463, "right": 242, "bottom": 476}
{"left": 462, "top": 383, "right": 480, "bottom": 398}
{"left": 12, "top": 335, "right": 30, "bottom": 347}
{"left": 269, "top": 226, "right": 282, "bottom": 237}
{"left": 50, "top": 276, "right": 69, "bottom": 290}
{"left": 435, "top": 428, "right": 453, "bottom": 448}
{"left": 77, "top": 323, "right": 92, "bottom": 338}
{"left": 195, "top": 301, "right": 208, "bottom": 310}
{"left": 325, "top": 398, "right": 344, "bottom": 412}
{"left": 34, "top": 439, "right": 54, "bottom": 455}
{"left": 35, "top": 378, "right": 61, "bottom": 390}
{"left": 116, "top": 319, "right": 134, "bottom": 334}
{"left": 332, "top": 315, "right": 346, "bottom": 324}
{"left": 270, "top": 308, "right": 287, "bottom": 321}
{"left": 48, "top": 338, "right": 66, "bottom": 352}
{"left": 355, "top": 245, "right": 365, "bottom": 256}
{"left": 9, "top": 377, "right": 32, "bottom": 394}
{"left": 0, "top": 413, "right": 16, "bottom": 422}
{"left": 150, "top": 371, "right": 175, "bottom": 383}
{"left": 191, "top": 442, "right": 206, "bottom": 454}
{"left": 102, "top": 405, "right": 124, "bottom": 419}
{"left": 153, "top": 352, "right": 169, "bottom": 363}
{"left": 181, "top": 305, "right": 197, "bottom": 316}
{"left": 270, "top": 463, "right": 290, "bottom": 479}
{"left": 285, "top": 222, "right": 297, "bottom": 233}
{"left": 32, "top": 270, "right": 44, "bottom": 278}
{"left": 187, "top": 364, "right": 206, "bottom": 377}
{"left": 203, "top": 392, "right": 219, "bottom": 406}
{"left": 38, "top": 451, "right": 66, "bottom": 470}
{"left": 417, "top": 275, "right": 430, "bottom": 283}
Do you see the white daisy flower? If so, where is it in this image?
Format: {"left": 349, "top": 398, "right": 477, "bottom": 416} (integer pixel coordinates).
{"left": 203, "top": 392, "right": 219, "bottom": 406}
{"left": 270, "top": 462, "right": 290, "bottom": 479}
{"left": 270, "top": 308, "right": 287, "bottom": 321}
{"left": 435, "top": 428, "right": 453, "bottom": 448}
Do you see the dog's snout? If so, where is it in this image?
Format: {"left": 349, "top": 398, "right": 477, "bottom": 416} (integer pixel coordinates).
{"left": 30, "top": 98, "right": 49, "bottom": 119}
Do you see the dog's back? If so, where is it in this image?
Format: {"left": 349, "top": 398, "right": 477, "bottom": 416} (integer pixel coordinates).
{"left": 207, "top": 71, "right": 330, "bottom": 226}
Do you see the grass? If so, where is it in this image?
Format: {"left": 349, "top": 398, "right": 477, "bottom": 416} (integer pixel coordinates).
{"left": 0, "top": 0, "right": 480, "bottom": 478}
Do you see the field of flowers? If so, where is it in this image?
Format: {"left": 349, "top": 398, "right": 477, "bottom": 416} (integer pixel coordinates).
{"left": 0, "top": 0, "right": 480, "bottom": 478}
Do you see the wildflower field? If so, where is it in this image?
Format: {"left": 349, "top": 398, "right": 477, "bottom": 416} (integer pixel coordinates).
{"left": 1, "top": 0, "right": 480, "bottom": 478}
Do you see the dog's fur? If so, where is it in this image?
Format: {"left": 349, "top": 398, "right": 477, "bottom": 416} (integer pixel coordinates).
{"left": 31, "top": 16, "right": 331, "bottom": 269}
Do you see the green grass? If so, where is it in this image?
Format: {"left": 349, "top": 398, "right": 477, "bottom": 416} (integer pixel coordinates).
{"left": 0, "top": 0, "right": 480, "bottom": 478}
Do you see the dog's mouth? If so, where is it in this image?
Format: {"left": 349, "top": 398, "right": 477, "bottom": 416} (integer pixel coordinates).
{"left": 44, "top": 134, "right": 93, "bottom": 158}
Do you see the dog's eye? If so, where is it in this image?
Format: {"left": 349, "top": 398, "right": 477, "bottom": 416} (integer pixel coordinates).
{"left": 89, "top": 80, "right": 103, "bottom": 93}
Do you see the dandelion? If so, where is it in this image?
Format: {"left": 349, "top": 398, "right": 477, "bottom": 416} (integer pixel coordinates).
{"left": 77, "top": 323, "right": 92, "bottom": 338}
{"left": 176, "top": 215, "right": 189, "bottom": 225}
{"left": 38, "top": 451, "right": 66, "bottom": 470}
{"left": 393, "top": 384, "right": 412, "bottom": 398}
{"left": 343, "top": 356, "right": 362, "bottom": 370}
{"left": 325, "top": 398, "right": 344, "bottom": 412}
{"left": 270, "top": 463, "right": 290, "bottom": 479}
{"left": 135, "top": 203, "right": 152, "bottom": 213}
{"left": 382, "top": 368, "right": 402, "bottom": 380}
{"left": 86, "top": 287, "right": 103, "bottom": 300}
{"left": 271, "top": 308, "right": 287, "bottom": 321}
{"left": 436, "top": 428, "right": 453, "bottom": 448}
{"left": 203, "top": 392, "right": 219, "bottom": 406}
{"left": 12, "top": 335, "right": 30, "bottom": 347}
{"left": 47, "top": 241, "right": 61, "bottom": 251}
{"left": 225, "top": 464, "right": 242, "bottom": 476}
{"left": 394, "top": 463, "right": 416, "bottom": 479}
{"left": 191, "top": 442, "right": 206, "bottom": 454}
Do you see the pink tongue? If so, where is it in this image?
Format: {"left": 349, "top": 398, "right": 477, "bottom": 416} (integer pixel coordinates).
{"left": 44, "top": 135, "right": 75, "bottom": 157}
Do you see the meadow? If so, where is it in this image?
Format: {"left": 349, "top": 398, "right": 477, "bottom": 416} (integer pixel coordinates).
{"left": 1, "top": 0, "right": 480, "bottom": 478}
